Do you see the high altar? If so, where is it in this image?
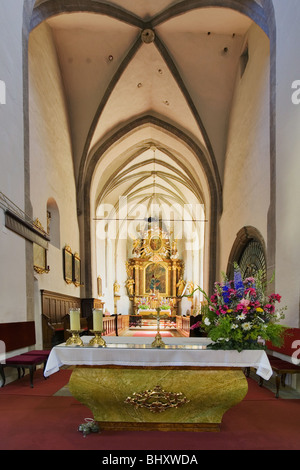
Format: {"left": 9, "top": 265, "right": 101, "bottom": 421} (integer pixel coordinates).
{"left": 125, "top": 223, "right": 185, "bottom": 315}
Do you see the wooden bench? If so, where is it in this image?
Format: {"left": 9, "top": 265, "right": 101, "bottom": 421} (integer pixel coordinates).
{"left": 0, "top": 322, "right": 50, "bottom": 388}
{"left": 248, "top": 328, "right": 300, "bottom": 398}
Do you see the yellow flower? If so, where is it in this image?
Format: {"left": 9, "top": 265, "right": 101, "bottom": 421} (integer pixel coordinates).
{"left": 227, "top": 309, "right": 233, "bottom": 313}
{"left": 256, "top": 307, "right": 264, "bottom": 313}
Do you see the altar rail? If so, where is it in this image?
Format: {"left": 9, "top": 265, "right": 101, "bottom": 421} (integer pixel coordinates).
{"left": 103, "top": 315, "right": 129, "bottom": 336}
{"left": 175, "top": 315, "right": 204, "bottom": 337}
{"left": 176, "top": 316, "right": 190, "bottom": 337}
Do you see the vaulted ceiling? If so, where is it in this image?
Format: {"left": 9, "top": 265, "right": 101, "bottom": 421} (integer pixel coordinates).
{"left": 32, "top": 1, "right": 256, "bottom": 218}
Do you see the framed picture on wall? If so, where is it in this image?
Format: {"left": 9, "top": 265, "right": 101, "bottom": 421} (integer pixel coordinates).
{"left": 63, "top": 245, "right": 73, "bottom": 284}
{"left": 33, "top": 243, "right": 49, "bottom": 274}
{"left": 73, "top": 252, "right": 81, "bottom": 287}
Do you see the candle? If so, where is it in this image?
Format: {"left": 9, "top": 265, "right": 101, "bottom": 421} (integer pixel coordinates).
{"left": 70, "top": 309, "right": 81, "bottom": 330}
{"left": 93, "top": 309, "right": 103, "bottom": 331}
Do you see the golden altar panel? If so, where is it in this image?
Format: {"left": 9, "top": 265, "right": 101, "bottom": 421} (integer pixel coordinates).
{"left": 125, "top": 225, "right": 184, "bottom": 315}
{"left": 68, "top": 366, "right": 248, "bottom": 432}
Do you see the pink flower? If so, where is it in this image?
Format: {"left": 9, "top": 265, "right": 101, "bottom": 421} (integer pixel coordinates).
{"left": 265, "top": 303, "right": 275, "bottom": 313}
{"left": 244, "top": 287, "right": 257, "bottom": 297}
{"left": 236, "top": 304, "right": 244, "bottom": 311}
{"left": 250, "top": 300, "right": 261, "bottom": 308}
{"left": 220, "top": 305, "right": 228, "bottom": 314}
{"left": 240, "top": 298, "right": 250, "bottom": 307}
{"left": 269, "top": 294, "right": 281, "bottom": 303}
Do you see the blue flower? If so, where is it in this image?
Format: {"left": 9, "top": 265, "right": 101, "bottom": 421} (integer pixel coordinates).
{"left": 234, "top": 268, "right": 244, "bottom": 298}
{"left": 222, "top": 285, "right": 230, "bottom": 304}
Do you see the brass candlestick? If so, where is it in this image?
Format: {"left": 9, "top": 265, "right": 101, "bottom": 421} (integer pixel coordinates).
{"left": 65, "top": 330, "right": 84, "bottom": 347}
{"left": 151, "top": 308, "right": 165, "bottom": 348}
{"left": 89, "top": 330, "right": 106, "bottom": 347}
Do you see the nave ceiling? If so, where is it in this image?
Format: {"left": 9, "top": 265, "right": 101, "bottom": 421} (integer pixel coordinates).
{"left": 31, "top": 0, "right": 256, "bottom": 217}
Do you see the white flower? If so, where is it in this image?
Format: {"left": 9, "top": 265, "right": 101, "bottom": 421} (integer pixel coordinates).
{"left": 231, "top": 323, "right": 239, "bottom": 329}
{"left": 204, "top": 317, "right": 211, "bottom": 326}
{"left": 237, "top": 313, "right": 246, "bottom": 320}
{"left": 242, "top": 322, "right": 252, "bottom": 331}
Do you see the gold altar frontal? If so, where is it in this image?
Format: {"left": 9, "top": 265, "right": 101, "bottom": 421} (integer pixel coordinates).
{"left": 68, "top": 366, "right": 248, "bottom": 432}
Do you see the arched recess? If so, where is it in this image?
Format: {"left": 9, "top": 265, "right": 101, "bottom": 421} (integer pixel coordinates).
{"left": 46, "top": 197, "right": 60, "bottom": 249}
{"left": 226, "top": 226, "right": 267, "bottom": 281}
{"left": 82, "top": 116, "right": 218, "bottom": 299}
{"left": 92, "top": 132, "right": 208, "bottom": 312}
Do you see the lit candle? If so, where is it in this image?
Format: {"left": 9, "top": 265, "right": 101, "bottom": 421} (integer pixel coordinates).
{"left": 93, "top": 309, "right": 103, "bottom": 331}
{"left": 70, "top": 309, "right": 81, "bottom": 330}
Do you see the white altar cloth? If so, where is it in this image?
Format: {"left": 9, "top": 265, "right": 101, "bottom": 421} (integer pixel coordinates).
{"left": 44, "top": 336, "right": 273, "bottom": 380}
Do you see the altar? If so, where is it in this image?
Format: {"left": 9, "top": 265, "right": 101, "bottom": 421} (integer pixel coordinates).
{"left": 137, "top": 309, "right": 171, "bottom": 316}
{"left": 45, "top": 337, "right": 272, "bottom": 432}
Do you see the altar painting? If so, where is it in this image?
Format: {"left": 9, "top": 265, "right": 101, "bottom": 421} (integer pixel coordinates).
{"left": 145, "top": 263, "right": 167, "bottom": 294}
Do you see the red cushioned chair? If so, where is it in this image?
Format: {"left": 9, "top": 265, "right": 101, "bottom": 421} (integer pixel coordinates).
{"left": 262, "top": 328, "right": 300, "bottom": 398}
{"left": 23, "top": 350, "right": 50, "bottom": 357}
{"left": 0, "top": 354, "right": 48, "bottom": 388}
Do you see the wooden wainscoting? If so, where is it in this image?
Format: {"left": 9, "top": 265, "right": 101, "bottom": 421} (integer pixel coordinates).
{"left": 41, "top": 290, "right": 81, "bottom": 349}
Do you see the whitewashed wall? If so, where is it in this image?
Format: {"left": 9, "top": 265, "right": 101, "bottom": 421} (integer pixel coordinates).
{"left": 0, "top": 1, "right": 27, "bottom": 323}
{"left": 29, "top": 23, "right": 80, "bottom": 298}
{"left": 219, "top": 24, "right": 270, "bottom": 279}
{"left": 272, "top": 0, "right": 300, "bottom": 327}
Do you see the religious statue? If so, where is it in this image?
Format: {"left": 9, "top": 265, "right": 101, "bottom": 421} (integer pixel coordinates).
{"left": 187, "top": 281, "right": 194, "bottom": 295}
{"left": 132, "top": 238, "right": 141, "bottom": 257}
{"left": 170, "top": 239, "right": 178, "bottom": 259}
{"left": 113, "top": 282, "right": 120, "bottom": 295}
{"left": 125, "top": 277, "right": 135, "bottom": 297}
{"left": 176, "top": 276, "right": 186, "bottom": 297}
{"left": 97, "top": 276, "right": 103, "bottom": 297}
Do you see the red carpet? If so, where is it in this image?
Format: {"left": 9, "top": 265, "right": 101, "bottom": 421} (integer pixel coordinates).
{"left": 133, "top": 331, "right": 173, "bottom": 337}
{"left": 0, "top": 368, "right": 72, "bottom": 396}
{"left": 0, "top": 369, "right": 300, "bottom": 450}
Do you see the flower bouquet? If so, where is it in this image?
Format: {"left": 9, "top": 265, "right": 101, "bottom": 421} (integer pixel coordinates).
{"left": 190, "top": 264, "right": 286, "bottom": 352}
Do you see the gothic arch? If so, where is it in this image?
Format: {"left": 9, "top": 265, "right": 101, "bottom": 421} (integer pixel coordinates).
{"left": 82, "top": 115, "right": 218, "bottom": 297}
{"left": 24, "top": 0, "right": 276, "bottom": 298}
{"left": 226, "top": 226, "right": 267, "bottom": 280}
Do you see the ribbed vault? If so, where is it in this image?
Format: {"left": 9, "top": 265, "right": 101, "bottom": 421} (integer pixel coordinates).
{"left": 29, "top": 0, "right": 275, "bottom": 299}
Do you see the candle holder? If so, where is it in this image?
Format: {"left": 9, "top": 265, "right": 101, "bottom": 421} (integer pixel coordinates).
{"left": 89, "top": 330, "right": 106, "bottom": 347}
{"left": 151, "top": 308, "right": 165, "bottom": 348}
{"left": 65, "top": 330, "right": 84, "bottom": 347}
{"left": 151, "top": 332, "right": 166, "bottom": 348}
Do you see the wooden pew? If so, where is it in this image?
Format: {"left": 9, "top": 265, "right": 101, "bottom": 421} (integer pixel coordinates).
{"left": 41, "top": 290, "right": 81, "bottom": 348}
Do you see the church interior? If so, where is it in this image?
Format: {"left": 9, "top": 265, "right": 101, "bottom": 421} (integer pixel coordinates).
{"left": 1, "top": 0, "right": 300, "bottom": 450}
